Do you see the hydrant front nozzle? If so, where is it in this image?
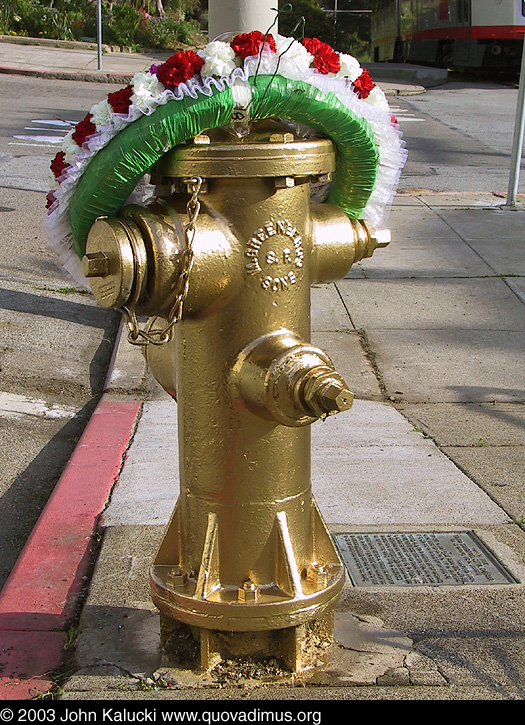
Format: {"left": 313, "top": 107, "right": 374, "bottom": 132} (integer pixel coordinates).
{"left": 233, "top": 331, "right": 354, "bottom": 426}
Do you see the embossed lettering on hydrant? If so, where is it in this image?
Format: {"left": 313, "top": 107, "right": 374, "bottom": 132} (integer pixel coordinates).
{"left": 245, "top": 219, "right": 304, "bottom": 291}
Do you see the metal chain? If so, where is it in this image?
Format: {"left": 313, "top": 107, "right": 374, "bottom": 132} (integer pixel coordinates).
{"left": 122, "top": 176, "right": 203, "bottom": 347}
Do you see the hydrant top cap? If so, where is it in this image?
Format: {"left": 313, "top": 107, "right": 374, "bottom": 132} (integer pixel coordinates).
{"left": 151, "top": 127, "right": 335, "bottom": 180}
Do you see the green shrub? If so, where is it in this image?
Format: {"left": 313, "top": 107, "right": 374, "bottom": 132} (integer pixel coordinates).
{"left": 1, "top": 0, "right": 46, "bottom": 38}
{"left": 0, "top": 0, "right": 203, "bottom": 50}
{"left": 103, "top": 2, "right": 142, "bottom": 47}
{"left": 0, "top": 0, "right": 88, "bottom": 41}
{"left": 137, "top": 15, "right": 199, "bottom": 49}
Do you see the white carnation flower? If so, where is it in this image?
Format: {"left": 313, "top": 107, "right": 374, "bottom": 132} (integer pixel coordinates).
{"left": 244, "top": 50, "right": 278, "bottom": 77}
{"left": 131, "top": 71, "right": 165, "bottom": 112}
{"left": 366, "top": 86, "right": 390, "bottom": 111}
{"left": 338, "top": 53, "right": 362, "bottom": 82}
{"left": 274, "top": 34, "right": 313, "bottom": 77}
{"left": 62, "top": 129, "right": 80, "bottom": 163}
{"left": 198, "top": 40, "right": 238, "bottom": 78}
{"left": 89, "top": 99, "right": 113, "bottom": 130}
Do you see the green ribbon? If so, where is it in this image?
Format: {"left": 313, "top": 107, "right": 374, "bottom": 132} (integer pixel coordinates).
{"left": 250, "top": 75, "right": 379, "bottom": 219}
{"left": 68, "top": 75, "right": 379, "bottom": 258}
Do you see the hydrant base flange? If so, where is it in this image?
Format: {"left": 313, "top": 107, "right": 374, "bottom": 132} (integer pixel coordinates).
{"left": 150, "top": 497, "right": 345, "bottom": 634}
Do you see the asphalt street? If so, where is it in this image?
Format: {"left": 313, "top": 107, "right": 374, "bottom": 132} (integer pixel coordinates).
{"left": 0, "top": 74, "right": 122, "bottom": 588}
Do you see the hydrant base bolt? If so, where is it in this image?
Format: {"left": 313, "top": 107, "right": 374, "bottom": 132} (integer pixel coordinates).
{"left": 238, "top": 580, "right": 259, "bottom": 604}
{"left": 275, "top": 177, "right": 295, "bottom": 188}
{"left": 167, "top": 565, "right": 187, "bottom": 589}
{"left": 307, "top": 563, "right": 329, "bottom": 588}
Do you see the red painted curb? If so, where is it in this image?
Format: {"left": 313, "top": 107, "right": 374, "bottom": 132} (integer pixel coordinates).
{"left": 0, "top": 398, "right": 141, "bottom": 700}
{"left": 0, "top": 631, "right": 66, "bottom": 701}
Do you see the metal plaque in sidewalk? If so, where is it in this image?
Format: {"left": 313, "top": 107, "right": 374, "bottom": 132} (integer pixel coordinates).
{"left": 335, "top": 531, "right": 516, "bottom": 587}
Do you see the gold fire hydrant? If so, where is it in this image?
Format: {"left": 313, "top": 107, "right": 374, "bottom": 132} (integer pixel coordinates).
{"left": 83, "top": 124, "right": 388, "bottom": 671}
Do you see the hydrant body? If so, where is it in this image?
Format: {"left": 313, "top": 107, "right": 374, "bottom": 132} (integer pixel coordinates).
{"left": 84, "top": 127, "right": 387, "bottom": 670}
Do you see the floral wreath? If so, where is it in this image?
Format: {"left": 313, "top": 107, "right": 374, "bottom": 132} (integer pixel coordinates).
{"left": 46, "top": 31, "right": 407, "bottom": 285}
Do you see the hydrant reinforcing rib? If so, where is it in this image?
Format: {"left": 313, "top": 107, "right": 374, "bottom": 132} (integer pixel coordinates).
{"left": 82, "top": 125, "right": 390, "bottom": 670}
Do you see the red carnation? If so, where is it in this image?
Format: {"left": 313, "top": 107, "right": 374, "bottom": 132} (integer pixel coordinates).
{"left": 107, "top": 85, "right": 133, "bottom": 114}
{"left": 72, "top": 113, "right": 96, "bottom": 147}
{"left": 50, "top": 151, "right": 68, "bottom": 180}
{"left": 302, "top": 37, "right": 340, "bottom": 75}
{"left": 352, "top": 68, "right": 375, "bottom": 99}
{"left": 155, "top": 51, "right": 204, "bottom": 88}
{"left": 231, "top": 31, "right": 276, "bottom": 60}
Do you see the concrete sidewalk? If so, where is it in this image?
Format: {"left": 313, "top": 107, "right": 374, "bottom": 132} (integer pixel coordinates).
{"left": 69, "top": 191, "right": 525, "bottom": 702}
{"left": 0, "top": 35, "right": 434, "bottom": 94}
{"left": 2, "top": 191, "right": 524, "bottom": 701}
{"left": 0, "top": 35, "right": 173, "bottom": 85}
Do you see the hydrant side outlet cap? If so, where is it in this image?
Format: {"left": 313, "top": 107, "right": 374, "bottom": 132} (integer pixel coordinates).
{"left": 84, "top": 218, "right": 136, "bottom": 309}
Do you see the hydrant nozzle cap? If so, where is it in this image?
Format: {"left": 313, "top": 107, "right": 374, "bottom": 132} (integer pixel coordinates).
{"left": 84, "top": 216, "right": 144, "bottom": 310}
{"left": 302, "top": 372, "right": 354, "bottom": 418}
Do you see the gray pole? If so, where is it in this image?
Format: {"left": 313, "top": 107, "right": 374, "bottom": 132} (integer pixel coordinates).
{"left": 506, "top": 40, "right": 525, "bottom": 206}
{"left": 208, "top": 0, "right": 278, "bottom": 41}
{"left": 96, "top": 0, "right": 103, "bottom": 71}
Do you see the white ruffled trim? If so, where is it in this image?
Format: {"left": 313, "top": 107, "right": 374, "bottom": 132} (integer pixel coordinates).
{"left": 304, "top": 71, "right": 406, "bottom": 230}
{"left": 46, "top": 40, "right": 406, "bottom": 285}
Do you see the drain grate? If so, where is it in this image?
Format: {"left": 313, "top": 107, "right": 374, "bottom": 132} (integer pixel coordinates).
{"left": 335, "top": 531, "right": 516, "bottom": 587}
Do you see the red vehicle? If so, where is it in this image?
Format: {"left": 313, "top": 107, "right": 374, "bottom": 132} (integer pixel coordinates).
{"left": 371, "top": 0, "right": 525, "bottom": 73}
